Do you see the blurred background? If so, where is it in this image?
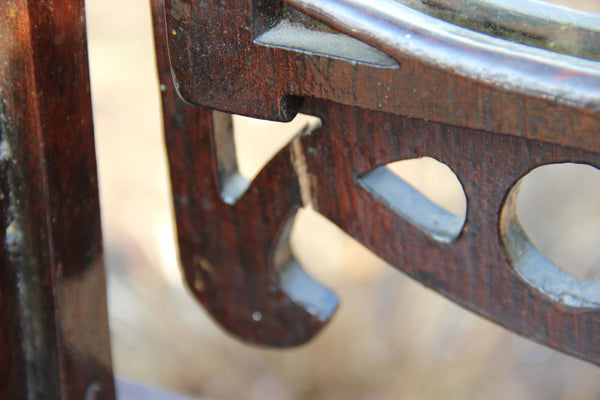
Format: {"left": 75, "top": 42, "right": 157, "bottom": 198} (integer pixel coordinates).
{"left": 86, "top": 1, "right": 600, "bottom": 399}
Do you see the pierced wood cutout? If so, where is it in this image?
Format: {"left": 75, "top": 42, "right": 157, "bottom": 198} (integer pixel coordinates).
{"left": 151, "top": 0, "right": 600, "bottom": 363}
{"left": 358, "top": 157, "right": 467, "bottom": 244}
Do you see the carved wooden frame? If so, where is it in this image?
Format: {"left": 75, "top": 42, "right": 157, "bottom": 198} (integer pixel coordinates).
{"left": 1, "top": 0, "right": 599, "bottom": 397}
{"left": 153, "top": 0, "right": 600, "bottom": 364}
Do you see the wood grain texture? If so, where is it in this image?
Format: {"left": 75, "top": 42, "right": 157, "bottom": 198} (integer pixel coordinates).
{"left": 300, "top": 98, "right": 600, "bottom": 364}
{"left": 153, "top": 0, "right": 337, "bottom": 346}
{"left": 165, "top": 0, "right": 600, "bottom": 150}
{"left": 0, "top": 1, "right": 115, "bottom": 398}
{"left": 153, "top": 0, "right": 600, "bottom": 364}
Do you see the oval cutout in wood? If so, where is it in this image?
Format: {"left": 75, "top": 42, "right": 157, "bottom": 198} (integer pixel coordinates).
{"left": 359, "top": 157, "right": 467, "bottom": 243}
{"left": 500, "top": 163, "right": 600, "bottom": 308}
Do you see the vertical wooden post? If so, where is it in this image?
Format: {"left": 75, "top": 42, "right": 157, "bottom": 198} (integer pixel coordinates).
{"left": 0, "top": 1, "right": 115, "bottom": 398}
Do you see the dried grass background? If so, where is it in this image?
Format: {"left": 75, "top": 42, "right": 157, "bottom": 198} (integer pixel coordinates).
{"left": 86, "top": 1, "right": 600, "bottom": 399}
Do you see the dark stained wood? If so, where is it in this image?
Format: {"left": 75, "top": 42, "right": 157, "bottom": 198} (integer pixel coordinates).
{"left": 152, "top": 0, "right": 338, "bottom": 346}
{"left": 164, "top": 0, "right": 600, "bottom": 151}
{"left": 0, "top": 1, "right": 115, "bottom": 399}
{"left": 154, "top": 0, "right": 600, "bottom": 363}
{"left": 154, "top": 0, "right": 600, "bottom": 365}
{"left": 300, "top": 98, "right": 600, "bottom": 363}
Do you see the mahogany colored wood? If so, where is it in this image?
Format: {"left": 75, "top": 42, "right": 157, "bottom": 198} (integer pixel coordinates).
{"left": 164, "top": 0, "right": 600, "bottom": 150}
{"left": 0, "top": 1, "right": 115, "bottom": 398}
{"left": 153, "top": 0, "right": 337, "bottom": 346}
{"left": 153, "top": 0, "right": 600, "bottom": 365}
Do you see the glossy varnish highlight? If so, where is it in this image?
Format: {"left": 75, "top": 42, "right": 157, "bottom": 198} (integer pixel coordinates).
{"left": 0, "top": 1, "right": 115, "bottom": 399}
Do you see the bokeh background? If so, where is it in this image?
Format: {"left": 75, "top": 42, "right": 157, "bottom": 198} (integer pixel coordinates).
{"left": 86, "top": 1, "right": 600, "bottom": 399}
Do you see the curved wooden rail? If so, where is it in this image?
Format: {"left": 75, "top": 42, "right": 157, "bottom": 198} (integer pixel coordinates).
{"left": 398, "top": 0, "right": 600, "bottom": 61}
{"left": 283, "top": 0, "right": 600, "bottom": 150}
